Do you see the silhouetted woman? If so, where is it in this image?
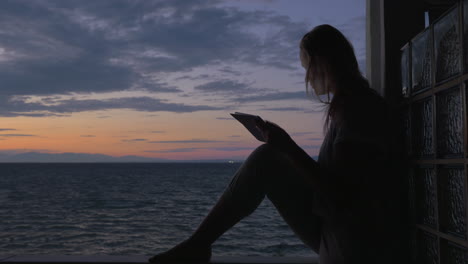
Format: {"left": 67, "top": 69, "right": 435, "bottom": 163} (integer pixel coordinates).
{"left": 149, "top": 24, "right": 407, "bottom": 264}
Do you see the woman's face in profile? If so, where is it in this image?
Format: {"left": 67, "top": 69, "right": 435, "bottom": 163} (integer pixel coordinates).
{"left": 300, "top": 48, "right": 330, "bottom": 96}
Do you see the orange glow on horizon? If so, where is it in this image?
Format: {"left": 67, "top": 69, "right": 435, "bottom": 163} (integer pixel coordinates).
{"left": 0, "top": 102, "right": 324, "bottom": 160}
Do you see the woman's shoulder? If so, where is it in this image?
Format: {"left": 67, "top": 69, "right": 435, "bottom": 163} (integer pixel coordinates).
{"left": 337, "top": 88, "right": 388, "bottom": 122}
{"left": 348, "top": 87, "right": 385, "bottom": 107}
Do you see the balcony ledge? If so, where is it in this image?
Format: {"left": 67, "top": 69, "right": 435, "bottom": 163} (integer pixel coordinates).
{"left": 0, "top": 255, "right": 319, "bottom": 264}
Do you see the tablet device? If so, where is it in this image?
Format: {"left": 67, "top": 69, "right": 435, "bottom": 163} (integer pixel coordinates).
{"left": 230, "top": 112, "right": 266, "bottom": 142}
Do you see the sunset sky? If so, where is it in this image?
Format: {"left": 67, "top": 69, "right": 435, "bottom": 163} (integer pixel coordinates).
{"left": 0, "top": 0, "right": 365, "bottom": 160}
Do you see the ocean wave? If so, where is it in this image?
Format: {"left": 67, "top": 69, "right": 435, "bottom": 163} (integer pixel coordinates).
{"left": 0, "top": 163, "right": 314, "bottom": 257}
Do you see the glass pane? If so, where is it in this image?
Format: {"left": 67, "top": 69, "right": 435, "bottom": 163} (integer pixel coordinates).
{"left": 436, "top": 86, "right": 463, "bottom": 158}
{"left": 446, "top": 242, "right": 468, "bottom": 264}
{"left": 463, "top": 0, "right": 468, "bottom": 72}
{"left": 403, "top": 107, "right": 411, "bottom": 155}
{"left": 412, "top": 29, "right": 432, "bottom": 93}
{"left": 434, "top": 6, "right": 461, "bottom": 83}
{"left": 412, "top": 98, "right": 434, "bottom": 158}
{"left": 441, "top": 239, "right": 468, "bottom": 264}
{"left": 417, "top": 230, "right": 439, "bottom": 264}
{"left": 409, "top": 228, "right": 418, "bottom": 263}
{"left": 402, "top": 45, "right": 410, "bottom": 97}
{"left": 415, "top": 167, "right": 437, "bottom": 228}
{"left": 409, "top": 169, "right": 416, "bottom": 222}
{"left": 438, "top": 166, "right": 467, "bottom": 239}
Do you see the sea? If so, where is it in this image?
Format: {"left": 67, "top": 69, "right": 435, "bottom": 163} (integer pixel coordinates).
{"left": 0, "top": 163, "right": 316, "bottom": 257}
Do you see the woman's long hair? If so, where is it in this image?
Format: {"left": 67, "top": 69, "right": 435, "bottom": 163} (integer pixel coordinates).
{"left": 300, "top": 24, "right": 370, "bottom": 131}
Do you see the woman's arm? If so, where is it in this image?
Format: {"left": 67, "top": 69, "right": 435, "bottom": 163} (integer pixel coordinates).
{"left": 257, "top": 120, "right": 381, "bottom": 215}
{"left": 288, "top": 139, "right": 359, "bottom": 206}
{"left": 256, "top": 120, "right": 333, "bottom": 192}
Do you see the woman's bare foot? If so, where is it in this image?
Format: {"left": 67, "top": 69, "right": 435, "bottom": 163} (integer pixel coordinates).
{"left": 148, "top": 239, "right": 212, "bottom": 263}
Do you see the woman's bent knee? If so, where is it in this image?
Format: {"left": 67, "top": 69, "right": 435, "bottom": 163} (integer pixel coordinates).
{"left": 249, "top": 144, "right": 282, "bottom": 161}
{"left": 236, "top": 144, "right": 286, "bottom": 183}
{"left": 243, "top": 144, "right": 293, "bottom": 182}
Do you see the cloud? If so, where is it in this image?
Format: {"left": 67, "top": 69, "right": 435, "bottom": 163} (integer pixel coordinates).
{"left": 236, "top": 91, "right": 307, "bottom": 103}
{"left": 0, "top": 56, "right": 138, "bottom": 96}
{"left": 145, "top": 148, "right": 203, "bottom": 153}
{"left": 213, "top": 146, "right": 253, "bottom": 151}
{"left": 80, "top": 135, "right": 96, "bottom": 137}
{"left": 150, "top": 130, "right": 165, "bottom": 134}
{"left": 0, "top": 149, "right": 56, "bottom": 155}
{"left": 145, "top": 146, "right": 253, "bottom": 153}
{"left": 0, "top": 96, "right": 223, "bottom": 117}
{"left": 122, "top": 138, "right": 147, "bottom": 142}
{"left": 0, "top": 0, "right": 364, "bottom": 122}
{"left": 300, "top": 144, "right": 321, "bottom": 150}
{"left": 307, "top": 137, "right": 324, "bottom": 141}
{"left": 194, "top": 80, "right": 252, "bottom": 94}
{"left": 0, "top": 0, "right": 308, "bottom": 103}
{"left": 218, "top": 66, "right": 242, "bottom": 76}
{"left": 0, "top": 134, "right": 36, "bottom": 137}
{"left": 216, "top": 117, "right": 233, "bottom": 120}
{"left": 0, "top": 1, "right": 184, "bottom": 97}
{"left": 174, "top": 74, "right": 213, "bottom": 81}
{"left": 174, "top": 68, "right": 241, "bottom": 82}
{"left": 290, "top": 132, "right": 314, "bottom": 137}
{"left": 0, "top": 128, "right": 16, "bottom": 131}
{"left": 148, "top": 139, "right": 226, "bottom": 144}
{"left": 260, "top": 107, "right": 307, "bottom": 111}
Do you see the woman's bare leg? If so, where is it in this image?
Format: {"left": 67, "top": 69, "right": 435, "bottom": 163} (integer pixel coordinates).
{"left": 149, "top": 144, "right": 321, "bottom": 262}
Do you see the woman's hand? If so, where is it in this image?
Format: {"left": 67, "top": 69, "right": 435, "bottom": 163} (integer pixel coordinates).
{"left": 255, "top": 119, "right": 298, "bottom": 154}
